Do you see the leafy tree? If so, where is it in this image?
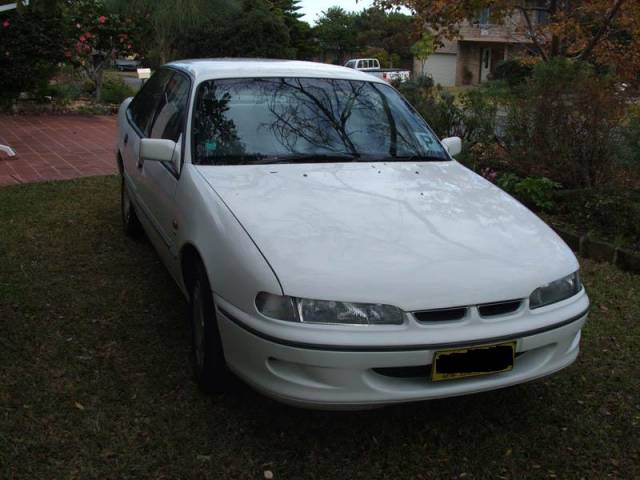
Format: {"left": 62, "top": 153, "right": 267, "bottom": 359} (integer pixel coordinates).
{"left": 107, "top": 0, "right": 235, "bottom": 64}
{"left": 68, "top": 0, "right": 142, "bottom": 101}
{"left": 411, "top": 32, "right": 436, "bottom": 74}
{"left": 314, "top": 7, "right": 358, "bottom": 63}
{"left": 175, "top": 0, "right": 291, "bottom": 59}
{"left": 0, "top": 0, "right": 68, "bottom": 104}
{"left": 375, "top": 0, "right": 640, "bottom": 82}
{"left": 354, "top": 8, "right": 414, "bottom": 68}
{"left": 271, "top": 0, "right": 316, "bottom": 59}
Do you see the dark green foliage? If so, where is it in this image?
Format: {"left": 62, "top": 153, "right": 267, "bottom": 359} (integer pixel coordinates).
{"left": 175, "top": 0, "right": 292, "bottom": 59}
{"left": 0, "top": 7, "right": 68, "bottom": 105}
{"left": 100, "top": 76, "right": 136, "bottom": 104}
{"left": 313, "top": 6, "right": 358, "bottom": 63}
{"left": 555, "top": 189, "right": 640, "bottom": 246}
{"left": 492, "top": 59, "right": 533, "bottom": 86}
{"left": 395, "top": 78, "right": 497, "bottom": 145}
{"left": 496, "top": 173, "right": 562, "bottom": 211}
{"left": 313, "top": 7, "right": 414, "bottom": 66}
{"left": 501, "top": 59, "right": 628, "bottom": 188}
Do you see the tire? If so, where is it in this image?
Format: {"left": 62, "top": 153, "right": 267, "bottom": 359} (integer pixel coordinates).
{"left": 190, "top": 262, "right": 230, "bottom": 393}
{"left": 121, "top": 175, "right": 142, "bottom": 238}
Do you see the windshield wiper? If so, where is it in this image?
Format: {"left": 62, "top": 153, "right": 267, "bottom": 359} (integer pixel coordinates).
{"left": 252, "top": 153, "right": 361, "bottom": 165}
{"left": 356, "top": 154, "right": 449, "bottom": 163}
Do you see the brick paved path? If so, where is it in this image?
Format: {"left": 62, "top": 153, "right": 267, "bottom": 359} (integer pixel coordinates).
{"left": 0, "top": 114, "right": 117, "bottom": 186}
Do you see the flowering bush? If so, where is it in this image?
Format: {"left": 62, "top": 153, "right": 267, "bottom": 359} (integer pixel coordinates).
{"left": 68, "top": 0, "right": 141, "bottom": 101}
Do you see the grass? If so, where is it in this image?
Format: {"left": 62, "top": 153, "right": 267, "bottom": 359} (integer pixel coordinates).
{"left": 1, "top": 176, "right": 639, "bottom": 479}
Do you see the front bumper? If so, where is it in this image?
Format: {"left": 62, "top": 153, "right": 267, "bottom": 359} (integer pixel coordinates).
{"left": 216, "top": 297, "right": 588, "bottom": 409}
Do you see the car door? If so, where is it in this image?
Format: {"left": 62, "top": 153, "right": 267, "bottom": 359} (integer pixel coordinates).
{"left": 139, "top": 70, "right": 191, "bottom": 265}
{"left": 123, "top": 69, "right": 173, "bottom": 214}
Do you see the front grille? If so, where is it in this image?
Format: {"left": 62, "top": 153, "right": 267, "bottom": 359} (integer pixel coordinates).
{"left": 414, "top": 307, "right": 468, "bottom": 323}
{"left": 478, "top": 300, "right": 522, "bottom": 317}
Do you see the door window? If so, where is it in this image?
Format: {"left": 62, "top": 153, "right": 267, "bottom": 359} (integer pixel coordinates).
{"left": 128, "top": 69, "right": 173, "bottom": 137}
{"left": 149, "top": 72, "right": 190, "bottom": 142}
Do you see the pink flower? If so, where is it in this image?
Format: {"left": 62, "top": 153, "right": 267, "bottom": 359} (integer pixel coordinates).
{"left": 79, "top": 34, "right": 86, "bottom": 42}
{"left": 127, "top": 43, "right": 132, "bottom": 49}
{"left": 98, "top": 15, "right": 107, "bottom": 24}
{"left": 2, "top": 20, "right": 9, "bottom": 29}
{"left": 76, "top": 23, "right": 81, "bottom": 29}
{"left": 84, "top": 31, "right": 92, "bottom": 39}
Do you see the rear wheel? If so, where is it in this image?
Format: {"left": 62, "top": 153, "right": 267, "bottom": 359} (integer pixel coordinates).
{"left": 190, "top": 262, "right": 229, "bottom": 393}
{"left": 121, "top": 175, "right": 142, "bottom": 238}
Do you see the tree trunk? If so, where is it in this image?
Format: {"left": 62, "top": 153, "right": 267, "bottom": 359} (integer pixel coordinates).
{"left": 95, "top": 68, "right": 104, "bottom": 102}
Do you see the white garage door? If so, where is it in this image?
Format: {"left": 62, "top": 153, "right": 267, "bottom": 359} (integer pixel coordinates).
{"left": 423, "top": 53, "right": 457, "bottom": 87}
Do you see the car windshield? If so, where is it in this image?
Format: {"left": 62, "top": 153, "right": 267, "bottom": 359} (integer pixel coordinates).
{"left": 191, "top": 77, "right": 449, "bottom": 166}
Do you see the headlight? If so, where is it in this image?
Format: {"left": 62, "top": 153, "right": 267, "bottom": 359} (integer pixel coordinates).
{"left": 529, "top": 272, "right": 582, "bottom": 309}
{"left": 256, "top": 292, "right": 404, "bottom": 325}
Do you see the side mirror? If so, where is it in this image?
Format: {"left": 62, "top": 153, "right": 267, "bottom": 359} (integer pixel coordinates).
{"left": 441, "top": 137, "right": 462, "bottom": 157}
{"left": 140, "top": 138, "right": 177, "bottom": 163}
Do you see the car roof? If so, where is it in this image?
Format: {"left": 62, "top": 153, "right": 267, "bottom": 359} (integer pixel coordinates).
{"left": 166, "top": 58, "right": 386, "bottom": 83}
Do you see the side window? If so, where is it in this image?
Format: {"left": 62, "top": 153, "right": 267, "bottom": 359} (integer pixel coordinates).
{"left": 357, "top": 60, "right": 363, "bottom": 69}
{"left": 149, "top": 72, "right": 190, "bottom": 142}
{"left": 128, "top": 69, "right": 173, "bottom": 137}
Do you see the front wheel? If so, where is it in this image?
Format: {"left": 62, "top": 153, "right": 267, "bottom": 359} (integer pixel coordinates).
{"left": 190, "top": 262, "right": 230, "bottom": 393}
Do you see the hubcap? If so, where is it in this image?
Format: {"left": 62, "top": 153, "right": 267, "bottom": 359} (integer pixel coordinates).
{"left": 192, "top": 281, "right": 206, "bottom": 370}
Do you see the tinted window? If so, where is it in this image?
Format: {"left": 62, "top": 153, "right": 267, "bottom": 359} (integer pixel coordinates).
{"left": 192, "top": 77, "right": 448, "bottom": 166}
{"left": 149, "top": 72, "right": 190, "bottom": 142}
{"left": 129, "top": 69, "right": 173, "bottom": 136}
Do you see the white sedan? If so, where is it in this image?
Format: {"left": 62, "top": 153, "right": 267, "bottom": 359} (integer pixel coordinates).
{"left": 116, "top": 59, "right": 589, "bottom": 409}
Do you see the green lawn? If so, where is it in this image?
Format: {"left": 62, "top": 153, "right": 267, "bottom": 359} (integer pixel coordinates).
{"left": 1, "top": 176, "right": 639, "bottom": 479}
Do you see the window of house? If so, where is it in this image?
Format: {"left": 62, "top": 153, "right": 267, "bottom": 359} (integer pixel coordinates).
{"left": 479, "top": 7, "right": 491, "bottom": 25}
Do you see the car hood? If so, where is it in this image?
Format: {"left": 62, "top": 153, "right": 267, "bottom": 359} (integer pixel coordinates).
{"left": 196, "top": 161, "right": 577, "bottom": 311}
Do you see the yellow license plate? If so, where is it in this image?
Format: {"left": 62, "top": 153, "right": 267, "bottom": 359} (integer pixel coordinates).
{"left": 431, "top": 342, "right": 516, "bottom": 382}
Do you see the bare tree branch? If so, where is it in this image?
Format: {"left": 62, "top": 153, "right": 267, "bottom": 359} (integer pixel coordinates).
{"left": 515, "top": 6, "right": 549, "bottom": 61}
{"left": 577, "top": 0, "right": 626, "bottom": 61}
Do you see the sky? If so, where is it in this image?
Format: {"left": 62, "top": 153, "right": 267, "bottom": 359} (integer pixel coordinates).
{"left": 299, "top": 0, "right": 374, "bottom": 24}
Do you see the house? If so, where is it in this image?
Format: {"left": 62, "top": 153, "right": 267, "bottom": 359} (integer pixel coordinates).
{"left": 415, "top": 5, "right": 548, "bottom": 87}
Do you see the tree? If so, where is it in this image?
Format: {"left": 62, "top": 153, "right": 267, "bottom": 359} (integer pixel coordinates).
{"left": 314, "top": 7, "right": 358, "bottom": 63}
{"left": 271, "top": 0, "right": 316, "bottom": 59}
{"left": 175, "top": 0, "right": 292, "bottom": 59}
{"left": 411, "top": 31, "right": 435, "bottom": 74}
{"left": 375, "top": 0, "right": 640, "bottom": 81}
{"left": 354, "top": 8, "right": 415, "bottom": 68}
{"left": 0, "top": 0, "right": 68, "bottom": 104}
{"left": 107, "top": 0, "right": 234, "bottom": 65}
{"left": 68, "top": 0, "right": 142, "bottom": 101}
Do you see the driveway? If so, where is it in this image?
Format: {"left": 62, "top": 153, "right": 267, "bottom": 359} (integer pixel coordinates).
{"left": 0, "top": 114, "right": 117, "bottom": 186}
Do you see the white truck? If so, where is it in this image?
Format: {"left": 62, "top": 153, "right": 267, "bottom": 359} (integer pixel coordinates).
{"left": 344, "top": 58, "right": 411, "bottom": 83}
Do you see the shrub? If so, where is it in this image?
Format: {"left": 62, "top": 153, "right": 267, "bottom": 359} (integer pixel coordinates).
{"left": 395, "top": 79, "right": 497, "bottom": 145}
{"left": 100, "top": 77, "right": 135, "bottom": 104}
{"left": 496, "top": 173, "right": 561, "bottom": 211}
{"left": 492, "top": 59, "right": 533, "bottom": 86}
{"left": 0, "top": 8, "right": 68, "bottom": 106}
{"left": 555, "top": 189, "right": 640, "bottom": 246}
{"left": 501, "top": 59, "right": 627, "bottom": 188}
